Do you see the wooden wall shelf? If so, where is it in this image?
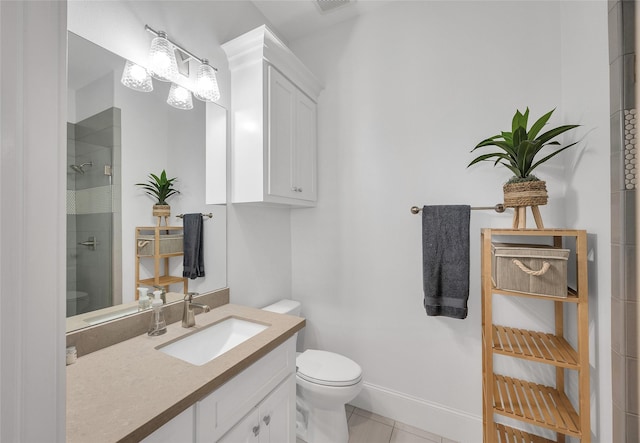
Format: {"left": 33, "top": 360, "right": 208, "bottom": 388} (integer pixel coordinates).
{"left": 135, "top": 226, "right": 188, "bottom": 296}
{"left": 481, "top": 228, "right": 590, "bottom": 443}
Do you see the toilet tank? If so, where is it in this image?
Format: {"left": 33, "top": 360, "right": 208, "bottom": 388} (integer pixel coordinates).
{"left": 262, "top": 299, "right": 301, "bottom": 316}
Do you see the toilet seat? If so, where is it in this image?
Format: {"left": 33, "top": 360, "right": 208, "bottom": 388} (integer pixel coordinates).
{"left": 296, "top": 350, "right": 362, "bottom": 387}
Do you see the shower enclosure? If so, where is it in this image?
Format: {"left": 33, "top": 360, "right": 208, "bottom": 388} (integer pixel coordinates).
{"left": 66, "top": 107, "right": 121, "bottom": 317}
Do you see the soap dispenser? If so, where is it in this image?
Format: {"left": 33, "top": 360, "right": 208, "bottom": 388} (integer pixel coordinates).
{"left": 148, "top": 290, "right": 167, "bottom": 336}
{"left": 138, "top": 287, "right": 150, "bottom": 311}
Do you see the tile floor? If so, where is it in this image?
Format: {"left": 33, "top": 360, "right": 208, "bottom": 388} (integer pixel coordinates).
{"left": 297, "top": 405, "right": 459, "bottom": 443}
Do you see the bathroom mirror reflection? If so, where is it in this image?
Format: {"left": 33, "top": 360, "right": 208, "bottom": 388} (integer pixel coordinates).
{"left": 66, "top": 32, "right": 227, "bottom": 333}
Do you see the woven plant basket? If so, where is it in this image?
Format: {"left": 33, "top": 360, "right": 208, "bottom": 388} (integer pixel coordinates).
{"left": 152, "top": 204, "right": 171, "bottom": 218}
{"left": 503, "top": 180, "right": 548, "bottom": 208}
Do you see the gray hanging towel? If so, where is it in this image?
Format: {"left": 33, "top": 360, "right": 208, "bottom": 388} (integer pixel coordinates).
{"left": 422, "top": 205, "right": 470, "bottom": 319}
{"left": 183, "top": 213, "right": 205, "bottom": 279}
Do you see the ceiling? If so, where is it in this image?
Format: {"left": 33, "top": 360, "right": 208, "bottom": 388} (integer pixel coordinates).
{"left": 250, "top": 0, "right": 391, "bottom": 42}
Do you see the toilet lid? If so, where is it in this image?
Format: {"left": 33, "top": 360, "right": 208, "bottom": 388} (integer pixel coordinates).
{"left": 296, "top": 350, "right": 362, "bottom": 387}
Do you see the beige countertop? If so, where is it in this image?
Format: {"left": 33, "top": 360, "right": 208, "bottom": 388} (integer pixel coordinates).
{"left": 66, "top": 303, "right": 305, "bottom": 443}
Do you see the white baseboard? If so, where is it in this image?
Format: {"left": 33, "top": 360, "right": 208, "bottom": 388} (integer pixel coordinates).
{"left": 350, "top": 382, "right": 482, "bottom": 443}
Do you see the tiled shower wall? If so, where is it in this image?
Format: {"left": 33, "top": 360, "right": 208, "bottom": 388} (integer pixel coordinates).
{"left": 609, "top": 1, "right": 638, "bottom": 442}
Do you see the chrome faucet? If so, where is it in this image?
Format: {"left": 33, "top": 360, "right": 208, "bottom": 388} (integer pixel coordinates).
{"left": 182, "top": 292, "right": 210, "bottom": 328}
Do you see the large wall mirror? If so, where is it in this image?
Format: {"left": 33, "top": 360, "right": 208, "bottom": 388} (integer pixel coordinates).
{"left": 66, "top": 32, "right": 227, "bottom": 333}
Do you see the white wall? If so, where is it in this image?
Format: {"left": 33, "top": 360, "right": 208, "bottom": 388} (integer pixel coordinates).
{"left": 0, "top": 1, "right": 67, "bottom": 441}
{"left": 290, "top": 2, "right": 610, "bottom": 442}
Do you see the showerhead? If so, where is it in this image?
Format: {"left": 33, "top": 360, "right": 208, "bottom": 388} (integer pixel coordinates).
{"left": 70, "top": 161, "right": 93, "bottom": 174}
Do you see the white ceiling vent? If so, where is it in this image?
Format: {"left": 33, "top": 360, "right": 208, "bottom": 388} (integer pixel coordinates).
{"left": 315, "top": 0, "right": 351, "bottom": 13}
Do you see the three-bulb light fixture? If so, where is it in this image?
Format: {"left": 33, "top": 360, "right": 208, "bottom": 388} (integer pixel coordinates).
{"left": 120, "top": 25, "right": 220, "bottom": 110}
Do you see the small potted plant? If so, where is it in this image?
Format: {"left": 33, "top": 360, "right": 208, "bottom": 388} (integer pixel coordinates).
{"left": 467, "top": 108, "right": 579, "bottom": 208}
{"left": 136, "top": 170, "right": 180, "bottom": 218}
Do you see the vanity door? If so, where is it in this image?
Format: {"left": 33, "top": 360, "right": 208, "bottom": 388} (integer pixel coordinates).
{"left": 257, "top": 374, "right": 296, "bottom": 443}
{"left": 217, "top": 375, "right": 295, "bottom": 443}
{"left": 217, "top": 408, "right": 260, "bottom": 443}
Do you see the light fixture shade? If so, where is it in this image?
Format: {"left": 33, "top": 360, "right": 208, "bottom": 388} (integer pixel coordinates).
{"left": 120, "top": 60, "right": 153, "bottom": 92}
{"left": 193, "top": 60, "right": 220, "bottom": 102}
{"left": 167, "top": 83, "right": 193, "bottom": 110}
{"left": 148, "top": 32, "right": 177, "bottom": 82}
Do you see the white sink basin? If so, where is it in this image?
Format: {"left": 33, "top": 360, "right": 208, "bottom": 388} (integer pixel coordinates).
{"left": 158, "top": 317, "right": 269, "bottom": 366}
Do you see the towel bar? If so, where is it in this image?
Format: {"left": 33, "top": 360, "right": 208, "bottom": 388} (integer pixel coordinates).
{"left": 176, "top": 213, "right": 214, "bottom": 219}
{"left": 410, "top": 204, "right": 505, "bottom": 214}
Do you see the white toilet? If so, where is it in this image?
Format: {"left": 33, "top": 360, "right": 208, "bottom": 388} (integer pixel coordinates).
{"left": 262, "top": 299, "right": 363, "bottom": 443}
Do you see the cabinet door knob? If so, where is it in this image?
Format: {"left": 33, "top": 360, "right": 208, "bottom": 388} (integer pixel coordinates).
{"left": 263, "top": 415, "right": 271, "bottom": 426}
{"left": 252, "top": 425, "right": 260, "bottom": 436}
{"left": 297, "top": 187, "right": 303, "bottom": 192}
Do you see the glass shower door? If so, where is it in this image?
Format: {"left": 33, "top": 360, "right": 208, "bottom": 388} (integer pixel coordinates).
{"left": 66, "top": 107, "right": 120, "bottom": 317}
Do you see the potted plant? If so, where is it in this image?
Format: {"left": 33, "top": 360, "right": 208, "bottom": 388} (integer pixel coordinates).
{"left": 467, "top": 108, "right": 579, "bottom": 208}
{"left": 136, "top": 170, "right": 180, "bottom": 218}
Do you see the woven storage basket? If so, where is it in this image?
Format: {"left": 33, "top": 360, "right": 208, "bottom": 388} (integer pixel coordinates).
{"left": 491, "top": 243, "right": 569, "bottom": 298}
{"left": 137, "top": 234, "right": 183, "bottom": 256}
{"left": 503, "top": 180, "right": 548, "bottom": 208}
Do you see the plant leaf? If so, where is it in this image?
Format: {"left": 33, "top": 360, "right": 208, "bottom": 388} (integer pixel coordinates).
{"left": 527, "top": 108, "right": 554, "bottom": 140}
{"left": 535, "top": 124, "right": 580, "bottom": 145}
{"left": 527, "top": 141, "right": 579, "bottom": 175}
{"left": 472, "top": 134, "right": 503, "bottom": 150}
{"left": 467, "top": 152, "right": 513, "bottom": 168}
{"left": 512, "top": 109, "right": 523, "bottom": 133}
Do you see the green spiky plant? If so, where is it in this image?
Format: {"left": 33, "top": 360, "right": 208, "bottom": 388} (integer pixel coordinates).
{"left": 467, "top": 108, "right": 580, "bottom": 183}
{"left": 136, "top": 170, "right": 179, "bottom": 205}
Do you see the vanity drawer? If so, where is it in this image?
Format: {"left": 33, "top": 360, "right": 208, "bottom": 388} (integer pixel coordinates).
{"left": 196, "top": 336, "right": 295, "bottom": 442}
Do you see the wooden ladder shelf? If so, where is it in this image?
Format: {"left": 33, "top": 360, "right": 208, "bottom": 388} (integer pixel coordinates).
{"left": 481, "top": 228, "right": 590, "bottom": 443}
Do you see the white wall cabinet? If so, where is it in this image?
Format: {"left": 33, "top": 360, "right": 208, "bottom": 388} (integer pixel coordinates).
{"left": 267, "top": 66, "right": 317, "bottom": 203}
{"left": 222, "top": 25, "right": 322, "bottom": 207}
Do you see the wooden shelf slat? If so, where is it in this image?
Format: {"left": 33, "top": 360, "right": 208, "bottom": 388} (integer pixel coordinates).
{"left": 493, "top": 325, "right": 579, "bottom": 369}
{"left": 138, "top": 275, "right": 186, "bottom": 286}
{"left": 137, "top": 252, "right": 184, "bottom": 258}
{"left": 493, "top": 374, "right": 581, "bottom": 437}
{"left": 492, "top": 286, "right": 580, "bottom": 303}
{"left": 481, "top": 228, "right": 586, "bottom": 237}
{"left": 494, "top": 423, "right": 556, "bottom": 443}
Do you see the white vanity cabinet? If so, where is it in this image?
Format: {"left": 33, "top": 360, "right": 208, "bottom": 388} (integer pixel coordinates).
{"left": 142, "top": 336, "right": 296, "bottom": 443}
{"left": 222, "top": 25, "right": 322, "bottom": 207}
{"left": 218, "top": 376, "right": 295, "bottom": 443}
{"left": 196, "top": 336, "right": 297, "bottom": 442}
